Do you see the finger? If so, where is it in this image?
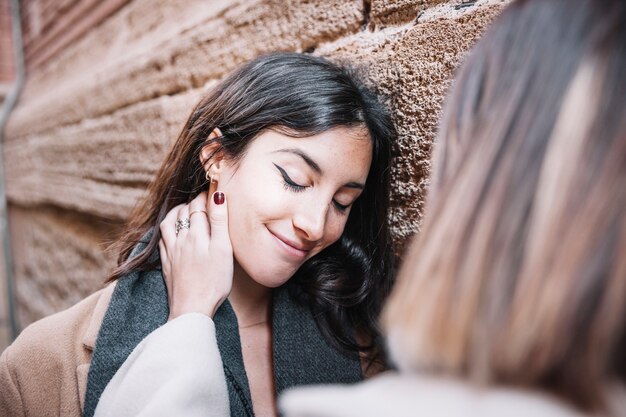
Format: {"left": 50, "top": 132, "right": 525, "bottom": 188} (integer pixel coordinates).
{"left": 208, "top": 191, "right": 231, "bottom": 252}
{"left": 160, "top": 203, "right": 185, "bottom": 248}
{"left": 189, "top": 192, "right": 210, "bottom": 238}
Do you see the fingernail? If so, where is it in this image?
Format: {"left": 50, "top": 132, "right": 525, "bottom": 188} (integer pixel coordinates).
{"left": 213, "top": 191, "right": 225, "bottom": 205}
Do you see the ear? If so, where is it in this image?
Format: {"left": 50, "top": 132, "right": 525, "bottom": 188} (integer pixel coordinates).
{"left": 199, "top": 128, "right": 224, "bottom": 175}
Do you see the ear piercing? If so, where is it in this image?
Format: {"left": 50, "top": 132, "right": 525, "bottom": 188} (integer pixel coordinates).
{"left": 205, "top": 171, "right": 217, "bottom": 183}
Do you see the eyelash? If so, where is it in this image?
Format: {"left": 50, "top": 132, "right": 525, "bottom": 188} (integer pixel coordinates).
{"left": 273, "top": 163, "right": 350, "bottom": 213}
{"left": 333, "top": 201, "right": 349, "bottom": 213}
{"left": 274, "top": 163, "right": 306, "bottom": 193}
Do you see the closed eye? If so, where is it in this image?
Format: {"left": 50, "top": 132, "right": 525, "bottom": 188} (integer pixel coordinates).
{"left": 333, "top": 200, "right": 349, "bottom": 213}
{"left": 274, "top": 163, "right": 306, "bottom": 193}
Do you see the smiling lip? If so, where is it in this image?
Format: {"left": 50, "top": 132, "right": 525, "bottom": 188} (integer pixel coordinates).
{"left": 267, "top": 228, "right": 312, "bottom": 259}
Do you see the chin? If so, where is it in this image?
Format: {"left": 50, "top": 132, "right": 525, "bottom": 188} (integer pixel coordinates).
{"left": 253, "top": 276, "right": 290, "bottom": 289}
{"left": 249, "top": 269, "right": 295, "bottom": 288}
{"left": 234, "top": 253, "right": 299, "bottom": 289}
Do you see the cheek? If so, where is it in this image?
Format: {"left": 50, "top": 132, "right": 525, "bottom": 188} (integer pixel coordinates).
{"left": 220, "top": 168, "right": 285, "bottom": 241}
{"left": 322, "top": 216, "right": 349, "bottom": 247}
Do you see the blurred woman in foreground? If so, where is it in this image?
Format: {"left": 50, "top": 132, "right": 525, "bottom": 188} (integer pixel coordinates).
{"left": 281, "top": 0, "right": 626, "bottom": 415}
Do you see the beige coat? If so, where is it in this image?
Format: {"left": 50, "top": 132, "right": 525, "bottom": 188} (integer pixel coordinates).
{"left": 0, "top": 284, "right": 115, "bottom": 417}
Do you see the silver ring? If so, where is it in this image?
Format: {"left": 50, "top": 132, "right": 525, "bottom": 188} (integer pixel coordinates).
{"left": 175, "top": 218, "right": 191, "bottom": 236}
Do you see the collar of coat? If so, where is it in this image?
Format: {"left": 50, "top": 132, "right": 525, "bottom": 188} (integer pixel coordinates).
{"left": 81, "top": 234, "right": 362, "bottom": 417}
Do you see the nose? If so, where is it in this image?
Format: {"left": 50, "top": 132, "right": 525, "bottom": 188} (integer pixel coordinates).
{"left": 292, "top": 200, "right": 327, "bottom": 243}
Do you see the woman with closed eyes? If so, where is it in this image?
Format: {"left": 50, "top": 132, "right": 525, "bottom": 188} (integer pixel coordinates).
{"left": 0, "top": 52, "right": 396, "bottom": 417}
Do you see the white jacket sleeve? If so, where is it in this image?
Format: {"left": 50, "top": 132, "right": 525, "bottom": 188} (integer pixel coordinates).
{"left": 278, "top": 373, "right": 588, "bottom": 417}
{"left": 94, "top": 313, "right": 229, "bottom": 417}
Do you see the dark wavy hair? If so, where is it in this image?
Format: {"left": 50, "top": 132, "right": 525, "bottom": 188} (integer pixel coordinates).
{"left": 108, "top": 53, "right": 395, "bottom": 364}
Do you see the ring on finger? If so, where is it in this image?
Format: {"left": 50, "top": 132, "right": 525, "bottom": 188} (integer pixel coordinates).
{"left": 189, "top": 210, "right": 208, "bottom": 218}
{"left": 175, "top": 218, "right": 191, "bottom": 236}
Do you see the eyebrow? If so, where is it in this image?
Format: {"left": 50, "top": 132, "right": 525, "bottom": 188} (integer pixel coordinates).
{"left": 273, "top": 148, "right": 365, "bottom": 189}
{"left": 273, "top": 148, "right": 322, "bottom": 173}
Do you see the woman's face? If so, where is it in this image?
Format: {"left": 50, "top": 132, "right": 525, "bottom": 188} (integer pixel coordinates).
{"left": 216, "top": 127, "right": 372, "bottom": 288}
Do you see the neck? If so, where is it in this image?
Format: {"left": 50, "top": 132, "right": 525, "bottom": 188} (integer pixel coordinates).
{"left": 229, "top": 261, "right": 272, "bottom": 327}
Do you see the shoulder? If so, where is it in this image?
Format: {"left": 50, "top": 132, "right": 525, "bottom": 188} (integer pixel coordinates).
{"left": 279, "top": 373, "right": 588, "bottom": 417}
{"left": 0, "top": 284, "right": 115, "bottom": 415}
{"left": 9, "top": 285, "right": 113, "bottom": 357}
{"left": 1, "top": 283, "right": 115, "bottom": 383}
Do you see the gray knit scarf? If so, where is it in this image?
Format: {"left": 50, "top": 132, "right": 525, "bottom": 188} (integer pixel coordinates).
{"left": 83, "top": 238, "right": 362, "bottom": 417}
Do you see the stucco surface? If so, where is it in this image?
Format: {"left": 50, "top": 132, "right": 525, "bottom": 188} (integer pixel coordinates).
{"left": 2, "top": 0, "right": 509, "bottom": 334}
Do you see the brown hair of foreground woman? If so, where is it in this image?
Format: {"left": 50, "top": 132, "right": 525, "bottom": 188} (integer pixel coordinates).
{"left": 383, "top": 0, "right": 625, "bottom": 414}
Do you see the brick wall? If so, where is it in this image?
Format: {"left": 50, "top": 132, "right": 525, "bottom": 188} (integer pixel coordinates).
{"left": 1, "top": 0, "right": 510, "bottom": 347}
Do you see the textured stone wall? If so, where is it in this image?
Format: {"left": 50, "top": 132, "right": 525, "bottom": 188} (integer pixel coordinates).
{"left": 0, "top": 0, "right": 15, "bottom": 84}
{"left": 2, "top": 0, "right": 509, "bottom": 342}
{"left": 19, "top": 0, "right": 132, "bottom": 70}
